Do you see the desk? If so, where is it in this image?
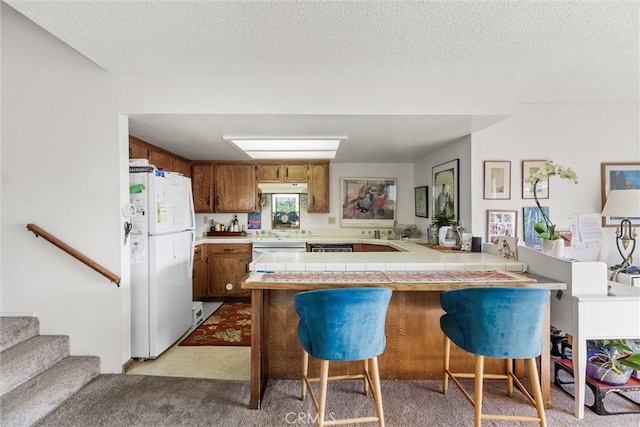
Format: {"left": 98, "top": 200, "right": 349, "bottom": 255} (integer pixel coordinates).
{"left": 550, "top": 282, "right": 640, "bottom": 418}
{"left": 243, "top": 270, "right": 564, "bottom": 409}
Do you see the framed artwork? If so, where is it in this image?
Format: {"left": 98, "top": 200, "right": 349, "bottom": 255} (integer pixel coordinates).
{"left": 522, "top": 160, "right": 549, "bottom": 199}
{"left": 432, "top": 159, "right": 459, "bottom": 220}
{"left": 486, "top": 209, "right": 517, "bottom": 244}
{"left": 483, "top": 161, "right": 511, "bottom": 199}
{"left": 414, "top": 186, "right": 428, "bottom": 218}
{"left": 523, "top": 206, "right": 548, "bottom": 250}
{"left": 341, "top": 177, "right": 397, "bottom": 228}
{"left": 601, "top": 162, "right": 640, "bottom": 227}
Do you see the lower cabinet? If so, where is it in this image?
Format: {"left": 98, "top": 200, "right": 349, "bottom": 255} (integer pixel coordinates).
{"left": 206, "top": 244, "right": 251, "bottom": 297}
{"left": 192, "top": 245, "right": 208, "bottom": 300}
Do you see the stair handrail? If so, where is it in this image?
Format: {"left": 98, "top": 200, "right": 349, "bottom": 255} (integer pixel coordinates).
{"left": 26, "top": 223, "right": 121, "bottom": 286}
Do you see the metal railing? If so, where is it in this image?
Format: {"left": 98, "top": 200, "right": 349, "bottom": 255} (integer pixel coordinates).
{"left": 26, "top": 223, "right": 121, "bottom": 286}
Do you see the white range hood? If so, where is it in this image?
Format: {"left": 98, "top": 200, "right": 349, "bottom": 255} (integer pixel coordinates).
{"left": 258, "top": 183, "right": 307, "bottom": 194}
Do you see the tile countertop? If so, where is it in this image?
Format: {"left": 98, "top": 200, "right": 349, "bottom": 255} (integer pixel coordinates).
{"left": 195, "top": 236, "right": 528, "bottom": 272}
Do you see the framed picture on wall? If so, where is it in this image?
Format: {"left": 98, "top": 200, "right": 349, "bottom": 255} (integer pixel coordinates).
{"left": 432, "top": 159, "right": 459, "bottom": 220}
{"left": 340, "top": 177, "right": 397, "bottom": 228}
{"left": 601, "top": 162, "right": 640, "bottom": 227}
{"left": 486, "top": 209, "right": 517, "bottom": 244}
{"left": 414, "top": 186, "right": 428, "bottom": 218}
{"left": 483, "top": 161, "right": 511, "bottom": 200}
{"left": 522, "top": 160, "right": 549, "bottom": 199}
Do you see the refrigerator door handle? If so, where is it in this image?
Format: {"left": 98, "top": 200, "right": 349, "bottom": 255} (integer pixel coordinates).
{"left": 188, "top": 230, "right": 195, "bottom": 279}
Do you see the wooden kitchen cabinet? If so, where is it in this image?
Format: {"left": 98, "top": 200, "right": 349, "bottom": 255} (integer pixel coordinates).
{"left": 192, "top": 163, "right": 214, "bottom": 212}
{"left": 192, "top": 245, "right": 208, "bottom": 300}
{"left": 206, "top": 244, "right": 251, "bottom": 297}
{"left": 307, "top": 162, "right": 329, "bottom": 213}
{"left": 129, "top": 136, "right": 149, "bottom": 159}
{"left": 353, "top": 243, "right": 398, "bottom": 252}
{"left": 148, "top": 147, "right": 173, "bottom": 171}
{"left": 256, "top": 163, "right": 308, "bottom": 183}
{"left": 172, "top": 156, "right": 192, "bottom": 177}
{"left": 215, "top": 163, "right": 258, "bottom": 213}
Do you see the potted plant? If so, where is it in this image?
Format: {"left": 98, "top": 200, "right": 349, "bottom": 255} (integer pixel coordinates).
{"left": 586, "top": 339, "right": 640, "bottom": 385}
{"left": 524, "top": 159, "right": 578, "bottom": 256}
{"left": 429, "top": 213, "right": 455, "bottom": 245}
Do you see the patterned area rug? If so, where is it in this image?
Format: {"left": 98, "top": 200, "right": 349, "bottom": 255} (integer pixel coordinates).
{"left": 258, "top": 270, "right": 531, "bottom": 283}
{"left": 179, "top": 302, "right": 251, "bottom": 346}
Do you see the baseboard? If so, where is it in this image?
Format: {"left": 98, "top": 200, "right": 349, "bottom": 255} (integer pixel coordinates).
{"left": 122, "top": 358, "right": 135, "bottom": 374}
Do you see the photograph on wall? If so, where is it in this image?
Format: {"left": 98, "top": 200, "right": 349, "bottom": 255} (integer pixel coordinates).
{"left": 601, "top": 162, "right": 640, "bottom": 227}
{"left": 432, "top": 159, "right": 459, "bottom": 220}
{"left": 523, "top": 206, "right": 548, "bottom": 250}
{"left": 522, "top": 160, "right": 549, "bottom": 199}
{"left": 414, "top": 186, "right": 428, "bottom": 218}
{"left": 341, "top": 178, "right": 397, "bottom": 228}
{"left": 486, "top": 209, "right": 517, "bottom": 244}
{"left": 247, "top": 212, "right": 261, "bottom": 230}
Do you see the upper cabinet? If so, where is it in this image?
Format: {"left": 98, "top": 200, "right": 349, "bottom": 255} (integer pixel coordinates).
{"left": 192, "top": 163, "right": 214, "bottom": 213}
{"left": 257, "top": 163, "right": 308, "bottom": 183}
{"left": 307, "top": 162, "right": 329, "bottom": 213}
{"left": 215, "top": 163, "right": 258, "bottom": 213}
{"left": 129, "top": 136, "right": 191, "bottom": 177}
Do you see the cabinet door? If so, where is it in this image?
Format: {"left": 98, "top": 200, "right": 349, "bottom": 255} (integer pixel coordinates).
{"left": 283, "top": 164, "right": 308, "bottom": 182}
{"left": 148, "top": 148, "right": 173, "bottom": 171}
{"left": 172, "top": 157, "right": 192, "bottom": 177}
{"left": 192, "top": 245, "right": 207, "bottom": 300}
{"left": 129, "top": 137, "right": 148, "bottom": 159}
{"left": 215, "top": 164, "right": 258, "bottom": 213}
{"left": 207, "top": 244, "right": 251, "bottom": 297}
{"left": 307, "top": 162, "right": 329, "bottom": 213}
{"left": 192, "top": 164, "right": 214, "bottom": 212}
{"left": 256, "top": 164, "right": 282, "bottom": 182}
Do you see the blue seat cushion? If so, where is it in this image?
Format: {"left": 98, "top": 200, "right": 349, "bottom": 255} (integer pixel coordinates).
{"left": 295, "top": 287, "right": 392, "bottom": 361}
{"left": 440, "top": 287, "right": 550, "bottom": 359}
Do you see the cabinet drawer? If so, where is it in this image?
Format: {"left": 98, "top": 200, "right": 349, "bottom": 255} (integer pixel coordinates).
{"left": 207, "top": 244, "right": 252, "bottom": 255}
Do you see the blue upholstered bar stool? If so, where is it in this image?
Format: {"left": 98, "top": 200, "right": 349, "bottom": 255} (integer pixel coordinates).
{"left": 295, "top": 287, "right": 392, "bottom": 427}
{"left": 440, "top": 287, "right": 550, "bottom": 427}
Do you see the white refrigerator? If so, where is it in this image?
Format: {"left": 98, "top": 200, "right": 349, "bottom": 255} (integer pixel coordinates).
{"left": 129, "top": 171, "right": 195, "bottom": 359}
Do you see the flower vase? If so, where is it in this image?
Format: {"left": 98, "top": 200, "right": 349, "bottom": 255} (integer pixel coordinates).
{"left": 541, "top": 239, "right": 564, "bottom": 257}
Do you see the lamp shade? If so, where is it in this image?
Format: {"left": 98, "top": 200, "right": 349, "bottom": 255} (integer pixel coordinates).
{"left": 601, "top": 189, "right": 640, "bottom": 218}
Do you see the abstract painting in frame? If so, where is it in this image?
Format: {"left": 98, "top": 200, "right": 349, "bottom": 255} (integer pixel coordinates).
{"left": 601, "top": 162, "right": 640, "bottom": 227}
{"left": 483, "top": 160, "right": 511, "bottom": 200}
{"left": 522, "top": 160, "right": 549, "bottom": 199}
{"left": 341, "top": 177, "right": 397, "bottom": 228}
{"left": 432, "top": 159, "right": 459, "bottom": 220}
{"left": 414, "top": 186, "right": 428, "bottom": 218}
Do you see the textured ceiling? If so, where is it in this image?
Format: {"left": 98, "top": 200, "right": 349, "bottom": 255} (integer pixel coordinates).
{"left": 7, "top": 0, "right": 639, "bottom": 162}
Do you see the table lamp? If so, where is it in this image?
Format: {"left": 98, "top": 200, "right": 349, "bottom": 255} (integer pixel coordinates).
{"left": 601, "top": 187, "right": 640, "bottom": 274}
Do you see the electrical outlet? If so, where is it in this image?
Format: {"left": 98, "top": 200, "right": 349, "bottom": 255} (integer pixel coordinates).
{"left": 203, "top": 216, "right": 209, "bottom": 224}
{"left": 328, "top": 216, "right": 336, "bottom": 224}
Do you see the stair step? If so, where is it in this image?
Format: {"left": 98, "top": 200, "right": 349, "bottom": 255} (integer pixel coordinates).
{"left": 0, "top": 356, "right": 100, "bottom": 427}
{"left": 0, "top": 317, "right": 39, "bottom": 352}
{"left": 0, "top": 335, "right": 70, "bottom": 396}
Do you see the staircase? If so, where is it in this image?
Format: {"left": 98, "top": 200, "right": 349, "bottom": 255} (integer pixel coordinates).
{"left": 0, "top": 317, "right": 100, "bottom": 426}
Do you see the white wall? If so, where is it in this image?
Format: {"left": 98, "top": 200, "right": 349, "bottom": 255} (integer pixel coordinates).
{"left": 471, "top": 104, "right": 639, "bottom": 267}
{"left": 1, "top": 5, "right": 132, "bottom": 372}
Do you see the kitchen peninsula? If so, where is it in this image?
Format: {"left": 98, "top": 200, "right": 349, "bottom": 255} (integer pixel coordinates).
{"left": 242, "top": 241, "right": 566, "bottom": 409}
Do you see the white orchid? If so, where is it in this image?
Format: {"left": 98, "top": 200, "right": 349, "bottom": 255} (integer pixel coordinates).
{"left": 525, "top": 159, "right": 578, "bottom": 240}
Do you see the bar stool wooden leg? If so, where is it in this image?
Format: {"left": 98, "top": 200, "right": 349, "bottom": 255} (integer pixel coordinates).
{"left": 318, "top": 360, "right": 330, "bottom": 427}
{"left": 363, "top": 359, "right": 370, "bottom": 395}
{"left": 506, "top": 358, "right": 514, "bottom": 397}
{"left": 302, "top": 350, "right": 309, "bottom": 400}
{"left": 474, "top": 355, "right": 484, "bottom": 427}
{"left": 370, "top": 356, "right": 385, "bottom": 427}
{"left": 443, "top": 336, "right": 451, "bottom": 394}
{"left": 527, "top": 358, "right": 547, "bottom": 427}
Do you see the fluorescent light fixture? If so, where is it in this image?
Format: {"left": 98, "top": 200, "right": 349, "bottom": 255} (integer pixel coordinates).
{"left": 223, "top": 137, "right": 344, "bottom": 160}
